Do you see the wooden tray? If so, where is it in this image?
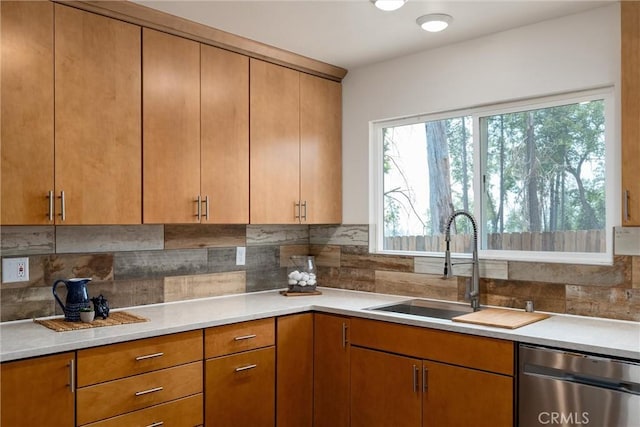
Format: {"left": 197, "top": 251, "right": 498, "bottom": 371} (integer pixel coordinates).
{"left": 34, "top": 311, "right": 148, "bottom": 332}
{"left": 280, "top": 290, "right": 322, "bottom": 297}
{"left": 452, "top": 308, "right": 550, "bottom": 329}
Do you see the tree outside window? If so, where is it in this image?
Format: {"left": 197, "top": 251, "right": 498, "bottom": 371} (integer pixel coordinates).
{"left": 380, "top": 95, "right": 607, "bottom": 256}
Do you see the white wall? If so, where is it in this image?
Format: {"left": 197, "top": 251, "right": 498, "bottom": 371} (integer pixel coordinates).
{"left": 342, "top": 4, "right": 620, "bottom": 224}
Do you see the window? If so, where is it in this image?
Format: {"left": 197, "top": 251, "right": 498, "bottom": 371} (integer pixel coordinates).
{"left": 371, "top": 89, "right": 616, "bottom": 264}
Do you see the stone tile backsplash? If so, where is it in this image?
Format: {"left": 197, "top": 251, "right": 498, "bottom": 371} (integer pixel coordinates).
{"left": 1, "top": 224, "right": 638, "bottom": 322}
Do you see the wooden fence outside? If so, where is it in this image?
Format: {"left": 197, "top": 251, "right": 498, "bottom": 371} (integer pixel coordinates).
{"left": 384, "top": 230, "right": 605, "bottom": 253}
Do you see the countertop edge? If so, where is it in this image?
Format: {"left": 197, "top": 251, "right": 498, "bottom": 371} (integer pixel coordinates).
{"left": 1, "top": 288, "right": 638, "bottom": 362}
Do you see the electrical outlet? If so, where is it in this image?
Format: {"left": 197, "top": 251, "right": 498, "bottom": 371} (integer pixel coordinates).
{"left": 2, "top": 257, "right": 29, "bottom": 283}
{"left": 236, "top": 246, "right": 246, "bottom": 266}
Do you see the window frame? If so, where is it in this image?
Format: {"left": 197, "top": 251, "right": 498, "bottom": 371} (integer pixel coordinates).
{"left": 369, "top": 87, "right": 618, "bottom": 265}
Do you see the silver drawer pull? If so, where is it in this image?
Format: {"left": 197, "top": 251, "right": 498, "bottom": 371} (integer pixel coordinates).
{"left": 234, "top": 334, "right": 257, "bottom": 341}
{"left": 145, "top": 422, "right": 164, "bottom": 427}
{"left": 135, "top": 352, "right": 164, "bottom": 361}
{"left": 235, "top": 364, "right": 257, "bottom": 372}
{"left": 135, "top": 386, "right": 164, "bottom": 396}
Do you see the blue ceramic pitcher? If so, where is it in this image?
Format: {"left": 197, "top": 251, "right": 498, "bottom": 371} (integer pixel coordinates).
{"left": 52, "top": 278, "right": 91, "bottom": 322}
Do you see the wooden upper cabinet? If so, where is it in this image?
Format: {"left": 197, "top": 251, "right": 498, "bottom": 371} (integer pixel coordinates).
{"left": 250, "top": 59, "right": 301, "bottom": 224}
{"left": 201, "top": 45, "right": 249, "bottom": 224}
{"left": 143, "top": 28, "right": 201, "bottom": 224}
{"left": 1, "top": 1, "right": 54, "bottom": 225}
{"left": 55, "top": 5, "right": 141, "bottom": 225}
{"left": 622, "top": 1, "right": 640, "bottom": 226}
{"left": 300, "top": 74, "right": 342, "bottom": 224}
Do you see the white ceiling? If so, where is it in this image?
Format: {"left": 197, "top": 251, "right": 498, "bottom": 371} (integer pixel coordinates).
{"left": 134, "top": 0, "right": 613, "bottom": 70}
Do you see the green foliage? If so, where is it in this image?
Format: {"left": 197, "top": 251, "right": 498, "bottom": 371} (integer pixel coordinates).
{"left": 381, "top": 98, "right": 606, "bottom": 251}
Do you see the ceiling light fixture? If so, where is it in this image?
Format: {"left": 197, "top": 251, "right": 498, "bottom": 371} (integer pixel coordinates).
{"left": 416, "top": 13, "right": 453, "bottom": 32}
{"left": 371, "top": 0, "right": 407, "bottom": 12}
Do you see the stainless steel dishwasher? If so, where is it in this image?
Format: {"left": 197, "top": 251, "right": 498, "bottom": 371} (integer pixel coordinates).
{"left": 519, "top": 344, "right": 640, "bottom": 427}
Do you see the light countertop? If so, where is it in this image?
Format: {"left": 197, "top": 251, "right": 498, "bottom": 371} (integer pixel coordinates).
{"left": 1, "top": 288, "right": 638, "bottom": 362}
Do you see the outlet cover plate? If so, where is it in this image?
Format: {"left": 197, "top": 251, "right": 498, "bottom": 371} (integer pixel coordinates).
{"left": 236, "top": 247, "right": 246, "bottom": 266}
{"left": 2, "top": 257, "right": 29, "bottom": 283}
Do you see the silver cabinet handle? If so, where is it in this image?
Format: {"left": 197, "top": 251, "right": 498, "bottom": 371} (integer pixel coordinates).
{"left": 47, "top": 190, "right": 54, "bottom": 221}
{"left": 235, "top": 364, "right": 257, "bottom": 372}
{"left": 68, "top": 358, "right": 75, "bottom": 393}
{"left": 135, "top": 352, "right": 164, "bottom": 361}
{"left": 301, "top": 200, "right": 307, "bottom": 222}
{"left": 145, "top": 422, "right": 164, "bottom": 427}
{"left": 135, "top": 386, "right": 163, "bottom": 396}
{"left": 423, "top": 367, "right": 429, "bottom": 392}
{"left": 624, "top": 189, "right": 630, "bottom": 222}
{"left": 58, "top": 191, "right": 66, "bottom": 221}
{"left": 234, "top": 334, "right": 257, "bottom": 341}
{"left": 195, "top": 195, "right": 201, "bottom": 221}
{"left": 413, "top": 364, "right": 419, "bottom": 393}
{"left": 342, "top": 322, "right": 348, "bottom": 349}
{"left": 294, "top": 201, "right": 301, "bottom": 220}
{"left": 203, "top": 195, "right": 209, "bottom": 221}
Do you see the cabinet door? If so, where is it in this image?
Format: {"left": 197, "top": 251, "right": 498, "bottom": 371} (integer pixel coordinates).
{"left": 300, "top": 74, "right": 342, "bottom": 224}
{"left": 201, "top": 45, "right": 249, "bottom": 224}
{"left": 423, "top": 360, "right": 513, "bottom": 427}
{"left": 55, "top": 5, "right": 141, "bottom": 225}
{"left": 1, "top": 352, "right": 74, "bottom": 427}
{"left": 143, "top": 28, "right": 200, "bottom": 223}
{"left": 250, "top": 59, "right": 300, "bottom": 224}
{"left": 622, "top": 1, "right": 640, "bottom": 225}
{"left": 277, "top": 314, "right": 313, "bottom": 427}
{"left": 314, "top": 314, "right": 350, "bottom": 427}
{"left": 351, "top": 347, "right": 422, "bottom": 427}
{"left": 205, "top": 347, "right": 275, "bottom": 427}
{"left": 1, "top": 1, "right": 54, "bottom": 225}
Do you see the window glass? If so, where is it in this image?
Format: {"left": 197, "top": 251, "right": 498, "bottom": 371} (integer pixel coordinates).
{"left": 374, "top": 89, "right": 612, "bottom": 262}
{"left": 382, "top": 116, "right": 473, "bottom": 251}
{"left": 481, "top": 100, "right": 605, "bottom": 253}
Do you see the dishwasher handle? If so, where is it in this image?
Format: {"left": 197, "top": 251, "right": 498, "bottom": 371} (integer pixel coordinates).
{"left": 524, "top": 363, "right": 640, "bottom": 395}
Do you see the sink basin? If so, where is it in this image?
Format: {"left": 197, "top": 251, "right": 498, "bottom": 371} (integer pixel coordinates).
{"left": 368, "top": 299, "right": 475, "bottom": 320}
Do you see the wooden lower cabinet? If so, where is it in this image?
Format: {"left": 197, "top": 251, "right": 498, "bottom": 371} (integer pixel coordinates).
{"left": 77, "top": 362, "right": 203, "bottom": 425}
{"left": 0, "top": 352, "right": 75, "bottom": 427}
{"left": 76, "top": 331, "right": 204, "bottom": 427}
{"left": 351, "top": 347, "right": 513, "bottom": 427}
{"left": 82, "top": 394, "right": 203, "bottom": 427}
{"left": 423, "top": 360, "right": 512, "bottom": 427}
{"left": 350, "top": 318, "right": 515, "bottom": 427}
{"left": 205, "top": 346, "right": 275, "bottom": 427}
{"left": 313, "top": 313, "right": 350, "bottom": 427}
{"left": 276, "top": 314, "right": 313, "bottom": 427}
{"left": 351, "top": 347, "right": 422, "bottom": 427}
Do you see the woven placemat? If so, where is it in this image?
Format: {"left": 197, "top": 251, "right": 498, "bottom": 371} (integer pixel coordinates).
{"left": 34, "top": 311, "right": 148, "bottom": 332}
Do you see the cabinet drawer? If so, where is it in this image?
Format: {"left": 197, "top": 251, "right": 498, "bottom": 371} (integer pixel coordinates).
{"left": 205, "top": 347, "right": 275, "bottom": 427}
{"left": 350, "top": 318, "right": 514, "bottom": 375}
{"left": 77, "top": 361, "right": 202, "bottom": 425}
{"left": 82, "top": 394, "right": 203, "bottom": 427}
{"left": 77, "top": 330, "right": 203, "bottom": 386}
{"left": 205, "top": 318, "right": 274, "bottom": 358}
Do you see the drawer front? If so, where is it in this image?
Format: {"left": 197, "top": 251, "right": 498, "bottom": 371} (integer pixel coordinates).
{"left": 82, "top": 394, "right": 203, "bottom": 427}
{"left": 205, "top": 318, "right": 274, "bottom": 358}
{"left": 350, "top": 317, "right": 514, "bottom": 375}
{"left": 77, "top": 361, "right": 203, "bottom": 425}
{"left": 77, "top": 330, "right": 203, "bottom": 386}
{"left": 205, "top": 347, "right": 275, "bottom": 427}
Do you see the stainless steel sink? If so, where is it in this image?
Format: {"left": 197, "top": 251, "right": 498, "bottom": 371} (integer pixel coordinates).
{"left": 368, "top": 299, "right": 475, "bottom": 320}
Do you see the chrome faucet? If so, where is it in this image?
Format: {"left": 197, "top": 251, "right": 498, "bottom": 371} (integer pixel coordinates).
{"left": 443, "top": 210, "right": 481, "bottom": 311}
